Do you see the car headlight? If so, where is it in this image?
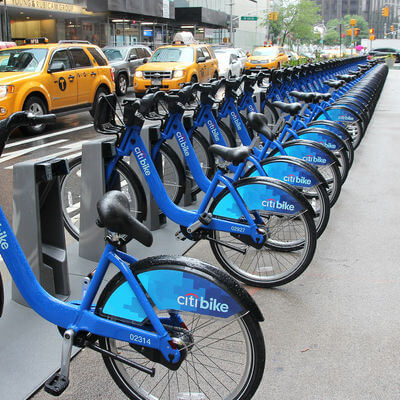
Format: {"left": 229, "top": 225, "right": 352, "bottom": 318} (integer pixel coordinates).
{"left": 0, "top": 85, "right": 14, "bottom": 98}
{"left": 135, "top": 71, "right": 143, "bottom": 78}
{"left": 173, "top": 70, "right": 184, "bottom": 78}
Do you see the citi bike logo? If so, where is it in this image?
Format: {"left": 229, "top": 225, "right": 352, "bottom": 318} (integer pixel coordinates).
{"left": 0, "top": 223, "right": 9, "bottom": 250}
{"left": 338, "top": 114, "right": 354, "bottom": 121}
{"left": 319, "top": 141, "right": 336, "bottom": 150}
{"left": 177, "top": 293, "right": 229, "bottom": 313}
{"left": 284, "top": 174, "right": 312, "bottom": 186}
{"left": 206, "top": 120, "right": 220, "bottom": 142}
{"left": 176, "top": 131, "right": 190, "bottom": 157}
{"left": 134, "top": 147, "right": 151, "bottom": 176}
{"left": 248, "top": 104, "right": 256, "bottom": 112}
{"left": 262, "top": 198, "right": 295, "bottom": 211}
{"left": 230, "top": 111, "right": 242, "bottom": 131}
{"left": 302, "top": 154, "right": 327, "bottom": 164}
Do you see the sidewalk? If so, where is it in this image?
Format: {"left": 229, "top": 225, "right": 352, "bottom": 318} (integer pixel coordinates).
{"left": 29, "top": 68, "right": 400, "bottom": 399}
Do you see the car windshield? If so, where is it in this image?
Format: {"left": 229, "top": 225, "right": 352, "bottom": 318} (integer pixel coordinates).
{"left": 252, "top": 47, "right": 278, "bottom": 57}
{"left": 0, "top": 48, "right": 47, "bottom": 72}
{"left": 103, "top": 48, "right": 128, "bottom": 61}
{"left": 150, "top": 47, "right": 194, "bottom": 63}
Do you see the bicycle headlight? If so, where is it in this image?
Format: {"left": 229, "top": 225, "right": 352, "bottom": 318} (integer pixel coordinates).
{"left": 135, "top": 70, "right": 143, "bottom": 78}
{"left": 0, "top": 85, "right": 14, "bottom": 98}
{"left": 173, "top": 70, "right": 184, "bottom": 78}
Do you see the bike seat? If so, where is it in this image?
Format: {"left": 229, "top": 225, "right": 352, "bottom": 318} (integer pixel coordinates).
{"left": 324, "top": 80, "right": 344, "bottom": 89}
{"left": 97, "top": 191, "right": 153, "bottom": 247}
{"left": 335, "top": 74, "right": 353, "bottom": 82}
{"left": 209, "top": 144, "right": 251, "bottom": 165}
{"left": 247, "top": 112, "right": 275, "bottom": 141}
{"left": 272, "top": 101, "right": 302, "bottom": 116}
{"left": 289, "top": 91, "right": 316, "bottom": 104}
{"left": 314, "top": 92, "right": 331, "bottom": 102}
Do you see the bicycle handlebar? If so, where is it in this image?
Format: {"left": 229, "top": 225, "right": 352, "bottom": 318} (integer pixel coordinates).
{"left": 0, "top": 112, "right": 56, "bottom": 157}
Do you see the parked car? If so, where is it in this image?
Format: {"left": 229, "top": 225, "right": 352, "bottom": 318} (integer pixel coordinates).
{"left": 133, "top": 32, "right": 218, "bottom": 96}
{"left": 368, "top": 47, "right": 400, "bottom": 62}
{"left": 214, "top": 50, "right": 242, "bottom": 78}
{"left": 213, "top": 46, "right": 247, "bottom": 73}
{"left": 244, "top": 45, "right": 289, "bottom": 73}
{"left": 103, "top": 45, "right": 152, "bottom": 95}
{"left": 0, "top": 38, "right": 115, "bottom": 134}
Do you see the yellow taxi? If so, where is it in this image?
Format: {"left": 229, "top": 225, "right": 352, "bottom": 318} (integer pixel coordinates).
{"left": 244, "top": 45, "right": 289, "bottom": 73}
{"left": 134, "top": 32, "right": 218, "bottom": 96}
{"left": 0, "top": 38, "right": 115, "bottom": 134}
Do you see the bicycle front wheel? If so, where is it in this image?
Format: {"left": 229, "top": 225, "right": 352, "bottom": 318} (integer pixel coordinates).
{"left": 209, "top": 179, "right": 317, "bottom": 287}
{"left": 97, "top": 258, "right": 265, "bottom": 400}
{"left": 61, "top": 157, "right": 146, "bottom": 240}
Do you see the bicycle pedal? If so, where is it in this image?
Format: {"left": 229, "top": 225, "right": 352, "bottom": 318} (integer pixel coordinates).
{"left": 44, "top": 372, "right": 69, "bottom": 396}
{"left": 175, "top": 231, "right": 186, "bottom": 241}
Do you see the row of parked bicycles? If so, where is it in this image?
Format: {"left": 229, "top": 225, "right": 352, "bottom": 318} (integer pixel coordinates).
{"left": 0, "top": 55, "right": 388, "bottom": 399}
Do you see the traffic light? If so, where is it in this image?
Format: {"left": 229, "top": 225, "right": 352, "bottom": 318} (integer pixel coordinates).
{"left": 269, "top": 12, "right": 273, "bottom": 20}
{"left": 369, "top": 34, "right": 376, "bottom": 41}
{"left": 369, "top": 28, "right": 375, "bottom": 34}
{"left": 274, "top": 12, "right": 278, "bottom": 21}
{"left": 382, "top": 6, "right": 389, "bottom": 17}
{"left": 354, "top": 28, "right": 360, "bottom": 36}
{"left": 391, "top": 25, "right": 395, "bottom": 32}
{"left": 347, "top": 28, "right": 353, "bottom": 36}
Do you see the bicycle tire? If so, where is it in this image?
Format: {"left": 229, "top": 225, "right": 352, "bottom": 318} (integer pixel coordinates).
{"left": 96, "top": 256, "right": 265, "bottom": 400}
{"left": 209, "top": 177, "right": 317, "bottom": 287}
{"left": 262, "top": 100, "right": 279, "bottom": 128}
{"left": 153, "top": 142, "right": 185, "bottom": 205}
{"left": 217, "top": 119, "right": 240, "bottom": 147}
{"left": 190, "top": 129, "right": 216, "bottom": 196}
{"left": 61, "top": 157, "right": 147, "bottom": 240}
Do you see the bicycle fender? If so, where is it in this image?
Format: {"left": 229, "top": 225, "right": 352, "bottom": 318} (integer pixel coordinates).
{"left": 269, "top": 139, "right": 340, "bottom": 167}
{"left": 0, "top": 272, "right": 3, "bottom": 317}
{"left": 316, "top": 105, "right": 359, "bottom": 123}
{"left": 244, "top": 155, "right": 328, "bottom": 189}
{"left": 96, "top": 255, "right": 264, "bottom": 323}
{"left": 295, "top": 128, "right": 346, "bottom": 151}
{"left": 209, "top": 176, "right": 315, "bottom": 220}
{"left": 306, "top": 120, "right": 351, "bottom": 142}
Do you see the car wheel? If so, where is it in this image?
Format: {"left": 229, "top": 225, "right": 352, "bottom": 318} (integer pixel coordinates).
{"left": 213, "top": 71, "right": 218, "bottom": 79}
{"left": 90, "top": 86, "right": 110, "bottom": 117}
{"left": 22, "top": 96, "right": 48, "bottom": 135}
{"left": 116, "top": 73, "right": 128, "bottom": 96}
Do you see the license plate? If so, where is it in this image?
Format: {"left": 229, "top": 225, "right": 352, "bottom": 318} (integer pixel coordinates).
{"left": 256, "top": 66, "right": 262, "bottom": 69}
{"left": 152, "top": 78, "right": 162, "bottom": 86}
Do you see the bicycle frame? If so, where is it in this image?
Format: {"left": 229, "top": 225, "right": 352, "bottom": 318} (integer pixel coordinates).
{"left": 0, "top": 206, "right": 183, "bottom": 362}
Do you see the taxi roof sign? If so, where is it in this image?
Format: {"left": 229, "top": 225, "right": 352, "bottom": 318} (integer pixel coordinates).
{"left": 172, "top": 32, "right": 197, "bottom": 45}
{"left": 24, "top": 37, "right": 48, "bottom": 45}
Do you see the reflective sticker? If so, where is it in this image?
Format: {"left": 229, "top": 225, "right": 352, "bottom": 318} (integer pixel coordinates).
{"left": 299, "top": 132, "right": 341, "bottom": 150}
{"left": 274, "top": 144, "right": 334, "bottom": 166}
{"left": 317, "top": 108, "right": 356, "bottom": 122}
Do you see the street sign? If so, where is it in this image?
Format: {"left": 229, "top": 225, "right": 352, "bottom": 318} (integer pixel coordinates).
{"left": 241, "top": 16, "right": 258, "bottom": 21}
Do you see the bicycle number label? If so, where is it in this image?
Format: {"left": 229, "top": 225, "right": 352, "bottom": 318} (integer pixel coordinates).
{"left": 130, "top": 334, "right": 151, "bottom": 345}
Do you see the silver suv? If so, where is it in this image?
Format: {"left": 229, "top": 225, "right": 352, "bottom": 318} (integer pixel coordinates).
{"left": 103, "top": 45, "right": 152, "bottom": 95}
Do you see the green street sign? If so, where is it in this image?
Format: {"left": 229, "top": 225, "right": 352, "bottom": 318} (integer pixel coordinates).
{"left": 241, "top": 16, "right": 258, "bottom": 21}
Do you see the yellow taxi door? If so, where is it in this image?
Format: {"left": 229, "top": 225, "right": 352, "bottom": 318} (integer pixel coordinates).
{"left": 196, "top": 47, "right": 208, "bottom": 83}
{"left": 201, "top": 47, "right": 214, "bottom": 81}
{"left": 46, "top": 49, "right": 77, "bottom": 110}
{"left": 69, "top": 47, "right": 95, "bottom": 105}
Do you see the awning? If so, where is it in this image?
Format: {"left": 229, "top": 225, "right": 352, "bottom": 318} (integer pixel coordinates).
{"left": 175, "top": 7, "right": 230, "bottom": 28}
{"left": 86, "top": 0, "right": 175, "bottom": 20}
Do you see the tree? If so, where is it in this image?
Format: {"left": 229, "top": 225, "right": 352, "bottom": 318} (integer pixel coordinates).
{"left": 324, "top": 15, "right": 369, "bottom": 47}
{"left": 262, "top": 0, "right": 321, "bottom": 46}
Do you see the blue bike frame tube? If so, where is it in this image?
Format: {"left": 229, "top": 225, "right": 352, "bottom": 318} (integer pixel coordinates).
{"left": 128, "top": 126, "right": 262, "bottom": 238}
{"left": 0, "top": 207, "right": 181, "bottom": 360}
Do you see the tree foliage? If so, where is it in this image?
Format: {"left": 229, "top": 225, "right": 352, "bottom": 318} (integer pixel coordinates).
{"left": 324, "top": 15, "right": 369, "bottom": 46}
{"left": 262, "top": 0, "right": 321, "bottom": 45}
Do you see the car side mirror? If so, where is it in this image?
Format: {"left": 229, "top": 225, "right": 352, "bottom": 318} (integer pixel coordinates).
{"left": 142, "top": 58, "right": 148, "bottom": 64}
{"left": 246, "top": 52, "right": 251, "bottom": 57}
{"left": 48, "top": 61, "right": 65, "bottom": 73}
{"left": 197, "top": 56, "right": 206, "bottom": 63}
{"left": 129, "top": 55, "right": 138, "bottom": 61}
{"left": 279, "top": 52, "right": 284, "bottom": 57}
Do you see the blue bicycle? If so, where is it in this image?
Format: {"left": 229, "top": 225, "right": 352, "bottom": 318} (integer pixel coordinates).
{"left": 0, "top": 112, "right": 266, "bottom": 400}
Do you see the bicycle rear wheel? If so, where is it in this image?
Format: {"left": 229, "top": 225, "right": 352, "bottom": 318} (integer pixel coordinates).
{"left": 97, "top": 258, "right": 265, "bottom": 400}
{"left": 61, "top": 157, "right": 146, "bottom": 240}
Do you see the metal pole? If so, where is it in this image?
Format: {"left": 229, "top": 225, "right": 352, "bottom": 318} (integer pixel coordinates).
{"left": 339, "top": 23, "right": 342, "bottom": 57}
{"left": 229, "top": 2, "right": 233, "bottom": 46}
{"left": 265, "top": 0, "right": 270, "bottom": 44}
